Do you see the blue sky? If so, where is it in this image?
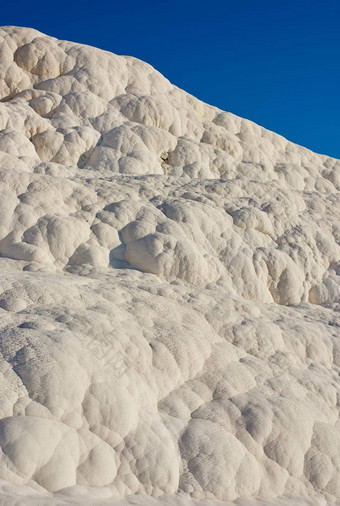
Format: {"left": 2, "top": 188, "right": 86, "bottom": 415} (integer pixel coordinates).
{"left": 2, "top": 0, "right": 340, "bottom": 158}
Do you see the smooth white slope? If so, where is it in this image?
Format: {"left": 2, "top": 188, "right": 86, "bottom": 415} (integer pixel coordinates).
{"left": 0, "top": 26, "right": 339, "bottom": 505}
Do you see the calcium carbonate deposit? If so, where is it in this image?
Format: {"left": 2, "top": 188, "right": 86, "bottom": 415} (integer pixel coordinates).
{"left": 0, "top": 26, "right": 340, "bottom": 505}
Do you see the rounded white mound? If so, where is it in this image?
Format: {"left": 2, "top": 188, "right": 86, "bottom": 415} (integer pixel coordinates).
{"left": 0, "top": 26, "right": 339, "bottom": 505}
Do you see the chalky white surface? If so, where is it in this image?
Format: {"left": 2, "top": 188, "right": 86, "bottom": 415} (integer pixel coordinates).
{"left": 0, "top": 26, "right": 340, "bottom": 505}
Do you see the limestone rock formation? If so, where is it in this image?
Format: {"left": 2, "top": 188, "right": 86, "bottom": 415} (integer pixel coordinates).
{"left": 0, "top": 26, "right": 340, "bottom": 505}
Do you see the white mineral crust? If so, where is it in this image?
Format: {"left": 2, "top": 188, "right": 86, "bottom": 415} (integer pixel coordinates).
{"left": 0, "top": 26, "right": 340, "bottom": 505}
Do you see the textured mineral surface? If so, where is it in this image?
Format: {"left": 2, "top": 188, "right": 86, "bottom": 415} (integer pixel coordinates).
{"left": 0, "top": 26, "right": 340, "bottom": 505}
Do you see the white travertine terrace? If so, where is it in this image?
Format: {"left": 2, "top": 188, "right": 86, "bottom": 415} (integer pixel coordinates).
{"left": 0, "top": 26, "right": 340, "bottom": 505}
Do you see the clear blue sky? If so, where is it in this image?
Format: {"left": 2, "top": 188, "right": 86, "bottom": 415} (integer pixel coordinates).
{"left": 2, "top": 0, "right": 340, "bottom": 158}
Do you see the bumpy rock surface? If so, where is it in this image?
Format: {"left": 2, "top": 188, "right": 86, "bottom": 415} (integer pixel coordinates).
{"left": 0, "top": 26, "right": 340, "bottom": 505}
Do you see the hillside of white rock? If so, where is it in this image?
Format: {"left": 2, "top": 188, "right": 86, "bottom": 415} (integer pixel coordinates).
{"left": 0, "top": 26, "right": 340, "bottom": 505}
